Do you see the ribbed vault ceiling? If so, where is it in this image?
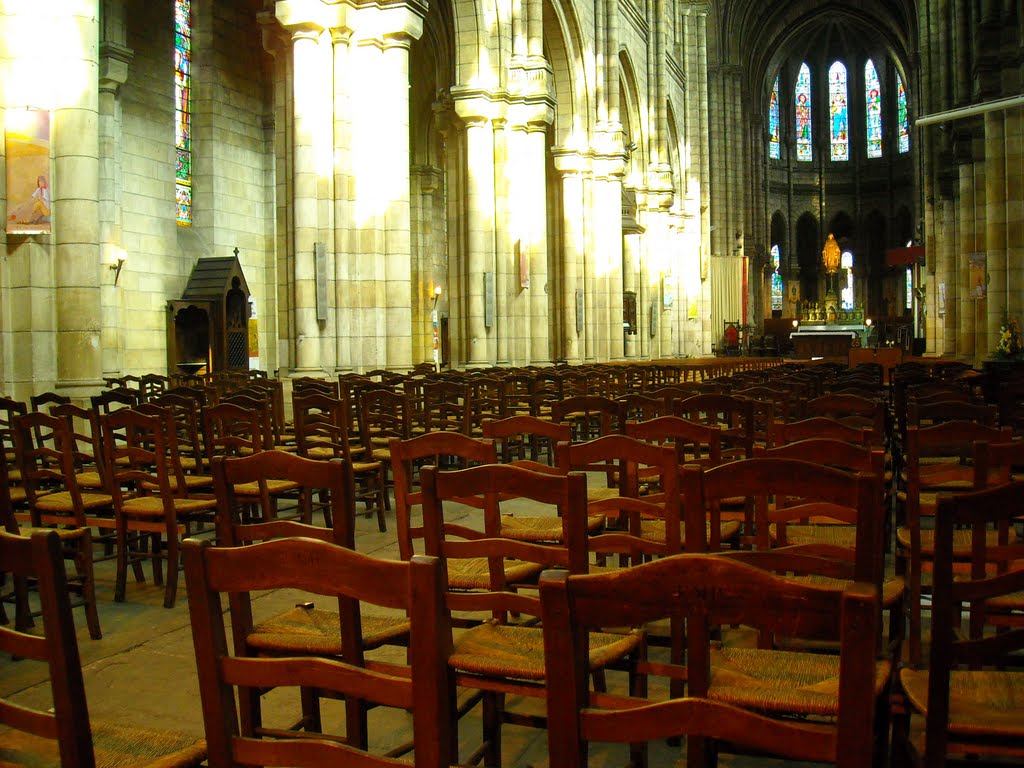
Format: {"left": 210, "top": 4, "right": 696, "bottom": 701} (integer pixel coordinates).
{"left": 711, "top": 0, "right": 918, "bottom": 95}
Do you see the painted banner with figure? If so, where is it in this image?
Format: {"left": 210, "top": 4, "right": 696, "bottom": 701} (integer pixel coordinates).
{"left": 6, "top": 108, "right": 51, "bottom": 235}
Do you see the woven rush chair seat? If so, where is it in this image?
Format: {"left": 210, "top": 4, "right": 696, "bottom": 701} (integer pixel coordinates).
{"left": 245, "top": 604, "right": 411, "bottom": 655}
{"left": 450, "top": 620, "right": 643, "bottom": 681}
{"left": 784, "top": 572, "right": 907, "bottom": 607}
{"left": 33, "top": 488, "right": 114, "bottom": 519}
{"left": 899, "top": 669, "right": 1024, "bottom": 739}
{"left": 499, "top": 513, "right": 604, "bottom": 542}
{"left": 709, "top": 646, "right": 892, "bottom": 717}
{"left": 777, "top": 522, "right": 857, "bottom": 548}
{"left": 119, "top": 493, "right": 217, "bottom": 519}
{"left": 0, "top": 715, "right": 207, "bottom": 768}
{"left": 445, "top": 555, "right": 544, "bottom": 590}
{"left": 895, "top": 525, "right": 1016, "bottom": 556}
{"left": 639, "top": 518, "right": 741, "bottom": 545}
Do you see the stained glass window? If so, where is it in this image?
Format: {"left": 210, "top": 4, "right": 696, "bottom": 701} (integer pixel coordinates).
{"left": 770, "top": 245, "right": 783, "bottom": 311}
{"left": 841, "top": 251, "right": 854, "bottom": 310}
{"left": 897, "top": 71, "right": 910, "bottom": 154}
{"left": 865, "top": 59, "right": 882, "bottom": 159}
{"left": 795, "top": 63, "right": 812, "bottom": 161}
{"left": 175, "top": 0, "right": 192, "bottom": 226}
{"left": 769, "top": 76, "right": 781, "bottom": 160}
{"left": 906, "top": 268, "right": 913, "bottom": 309}
{"left": 829, "top": 62, "right": 848, "bottom": 161}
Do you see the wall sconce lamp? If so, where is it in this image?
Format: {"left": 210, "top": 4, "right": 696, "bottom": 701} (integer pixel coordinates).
{"left": 431, "top": 284, "right": 442, "bottom": 309}
{"left": 865, "top": 318, "right": 873, "bottom": 327}
{"left": 110, "top": 255, "right": 126, "bottom": 285}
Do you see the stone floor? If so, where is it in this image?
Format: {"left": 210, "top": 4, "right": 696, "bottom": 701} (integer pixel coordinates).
{"left": 1, "top": 498, "right": 867, "bottom": 767}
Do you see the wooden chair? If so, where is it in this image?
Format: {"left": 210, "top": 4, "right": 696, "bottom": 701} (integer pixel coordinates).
{"left": 103, "top": 407, "right": 218, "bottom": 607}
{"left": 673, "top": 393, "right": 755, "bottom": 461}
{"left": 539, "top": 553, "right": 882, "bottom": 768}
{"left": 11, "top": 411, "right": 104, "bottom": 638}
{"left": 0, "top": 529, "right": 206, "bottom": 767}
{"left": 769, "top": 415, "right": 871, "bottom": 448}
{"left": 893, "top": 481, "right": 1024, "bottom": 767}
{"left": 387, "top": 431, "right": 496, "bottom": 563}
{"left": 183, "top": 535, "right": 455, "bottom": 768}
{"left": 419, "top": 462, "right": 643, "bottom": 766}
{"left": 293, "top": 392, "right": 387, "bottom": 532}
{"left": 896, "top": 421, "right": 1013, "bottom": 664}
{"left": 481, "top": 413, "right": 570, "bottom": 466}
{"left": 210, "top": 451, "right": 410, "bottom": 743}
{"left": 550, "top": 394, "right": 627, "bottom": 441}
{"left": 203, "top": 399, "right": 304, "bottom": 523}
{"left": 684, "top": 456, "right": 885, "bottom": 587}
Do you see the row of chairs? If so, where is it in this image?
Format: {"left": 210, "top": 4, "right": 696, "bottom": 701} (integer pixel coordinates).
{"left": 5, "top": 446, "right": 1021, "bottom": 766}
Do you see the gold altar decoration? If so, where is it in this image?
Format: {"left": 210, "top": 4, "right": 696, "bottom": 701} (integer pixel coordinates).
{"left": 822, "top": 233, "right": 841, "bottom": 274}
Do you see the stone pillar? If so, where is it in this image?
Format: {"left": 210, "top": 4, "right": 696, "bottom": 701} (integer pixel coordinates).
{"left": 285, "top": 25, "right": 325, "bottom": 374}
{"left": 454, "top": 103, "right": 496, "bottom": 368}
{"left": 327, "top": 1, "right": 423, "bottom": 371}
{"left": 55, "top": 3, "right": 102, "bottom": 396}
{"left": 938, "top": 197, "right": 957, "bottom": 357}
{"left": 331, "top": 25, "right": 355, "bottom": 373}
{"left": 958, "top": 157, "right": 978, "bottom": 359}
{"left": 98, "top": 36, "right": 132, "bottom": 379}
{"left": 985, "top": 110, "right": 1007, "bottom": 350}
{"left": 1007, "top": 107, "right": 1023, "bottom": 321}
{"left": 492, "top": 116, "right": 510, "bottom": 366}
{"left": 525, "top": 123, "right": 551, "bottom": 364}
{"left": 553, "top": 151, "right": 586, "bottom": 363}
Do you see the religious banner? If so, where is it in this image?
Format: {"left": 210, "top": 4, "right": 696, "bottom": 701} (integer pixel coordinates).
{"left": 6, "top": 108, "right": 51, "bottom": 235}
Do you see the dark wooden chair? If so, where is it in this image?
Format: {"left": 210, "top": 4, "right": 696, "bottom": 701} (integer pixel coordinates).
{"left": 896, "top": 421, "right": 1014, "bottom": 664}
{"left": 0, "top": 529, "right": 206, "bottom": 767}
{"left": 103, "top": 407, "right": 218, "bottom": 607}
{"left": 210, "top": 451, "right": 410, "bottom": 743}
{"left": 183, "top": 535, "right": 454, "bottom": 768}
{"left": 481, "top": 413, "right": 570, "bottom": 466}
{"left": 893, "top": 481, "right": 1024, "bottom": 767}
{"left": 387, "top": 431, "right": 496, "bottom": 563}
{"left": 293, "top": 392, "right": 387, "bottom": 532}
{"left": 539, "top": 553, "right": 882, "bottom": 768}
{"left": 11, "top": 411, "right": 104, "bottom": 638}
{"left": 419, "top": 462, "right": 643, "bottom": 766}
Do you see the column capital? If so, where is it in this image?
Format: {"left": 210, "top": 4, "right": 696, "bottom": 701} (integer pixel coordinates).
{"left": 348, "top": 1, "right": 426, "bottom": 48}
{"left": 451, "top": 89, "right": 506, "bottom": 126}
{"left": 551, "top": 148, "right": 593, "bottom": 176}
{"left": 275, "top": 0, "right": 335, "bottom": 34}
{"left": 99, "top": 42, "right": 133, "bottom": 94}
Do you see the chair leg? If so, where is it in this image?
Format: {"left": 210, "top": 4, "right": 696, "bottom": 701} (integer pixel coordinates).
{"left": 115, "top": 515, "right": 130, "bottom": 603}
{"left": 71, "top": 532, "right": 102, "bottom": 639}
{"left": 162, "top": 525, "right": 179, "bottom": 609}
{"left": 481, "top": 691, "right": 504, "bottom": 768}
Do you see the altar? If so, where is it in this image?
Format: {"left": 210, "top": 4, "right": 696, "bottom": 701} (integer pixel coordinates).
{"left": 791, "top": 324, "right": 867, "bottom": 359}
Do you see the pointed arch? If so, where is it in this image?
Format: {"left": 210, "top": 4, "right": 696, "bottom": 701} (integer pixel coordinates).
{"left": 896, "top": 70, "right": 910, "bottom": 153}
{"left": 544, "top": 0, "right": 591, "bottom": 149}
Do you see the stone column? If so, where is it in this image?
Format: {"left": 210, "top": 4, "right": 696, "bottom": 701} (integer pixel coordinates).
{"left": 283, "top": 24, "right": 325, "bottom": 374}
{"left": 331, "top": 25, "right": 355, "bottom": 373}
{"left": 331, "top": 2, "right": 423, "bottom": 371}
{"left": 553, "top": 151, "right": 586, "bottom": 363}
{"left": 493, "top": 116, "right": 511, "bottom": 365}
{"left": 525, "top": 122, "right": 551, "bottom": 365}
{"left": 454, "top": 101, "right": 496, "bottom": 368}
{"left": 985, "top": 110, "right": 1007, "bottom": 350}
{"left": 938, "top": 197, "right": 956, "bottom": 357}
{"left": 98, "top": 38, "right": 132, "bottom": 378}
{"left": 1006, "top": 107, "right": 1023, "bottom": 321}
{"left": 958, "top": 157, "right": 978, "bottom": 359}
{"left": 54, "top": 3, "right": 102, "bottom": 396}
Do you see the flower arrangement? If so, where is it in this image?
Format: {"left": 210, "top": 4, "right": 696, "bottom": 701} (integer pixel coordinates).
{"left": 995, "top": 316, "right": 1022, "bottom": 359}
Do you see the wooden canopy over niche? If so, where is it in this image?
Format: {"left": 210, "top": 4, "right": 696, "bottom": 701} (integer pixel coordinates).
{"left": 167, "top": 255, "right": 250, "bottom": 375}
